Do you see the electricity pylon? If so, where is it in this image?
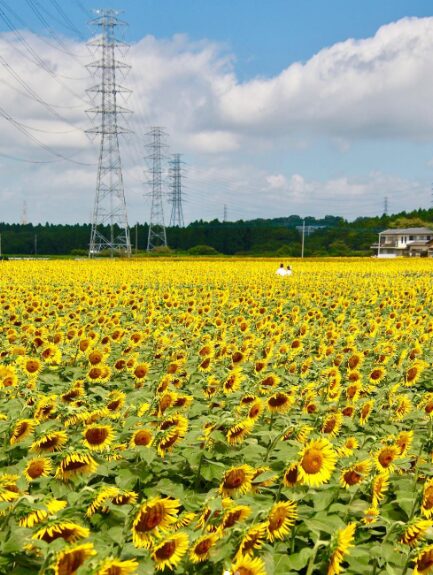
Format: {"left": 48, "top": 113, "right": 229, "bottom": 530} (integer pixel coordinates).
{"left": 86, "top": 9, "right": 131, "bottom": 257}
{"left": 168, "top": 154, "right": 185, "bottom": 227}
{"left": 146, "top": 127, "right": 168, "bottom": 250}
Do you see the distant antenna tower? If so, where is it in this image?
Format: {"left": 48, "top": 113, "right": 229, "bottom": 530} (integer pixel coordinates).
{"left": 146, "top": 127, "right": 168, "bottom": 250}
{"left": 384, "top": 196, "right": 389, "bottom": 216}
{"left": 168, "top": 154, "right": 185, "bottom": 227}
{"left": 223, "top": 204, "right": 228, "bottom": 222}
{"left": 86, "top": 9, "right": 132, "bottom": 257}
{"left": 21, "top": 200, "right": 28, "bottom": 225}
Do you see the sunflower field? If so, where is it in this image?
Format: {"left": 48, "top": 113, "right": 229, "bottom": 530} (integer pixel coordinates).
{"left": 1, "top": 258, "right": 433, "bottom": 575}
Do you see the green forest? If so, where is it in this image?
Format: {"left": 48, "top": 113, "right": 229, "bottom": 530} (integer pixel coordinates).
{"left": 1, "top": 209, "right": 433, "bottom": 257}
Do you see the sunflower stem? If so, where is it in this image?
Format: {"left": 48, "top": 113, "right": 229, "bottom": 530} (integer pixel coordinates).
{"left": 194, "top": 452, "right": 204, "bottom": 489}
{"left": 306, "top": 539, "right": 325, "bottom": 575}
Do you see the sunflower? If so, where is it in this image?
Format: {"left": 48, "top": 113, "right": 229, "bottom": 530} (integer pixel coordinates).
{"left": 83, "top": 424, "right": 114, "bottom": 451}
{"left": 393, "top": 395, "right": 412, "bottom": 421}
{"left": 31, "top": 430, "right": 68, "bottom": 453}
{"left": 111, "top": 490, "right": 138, "bottom": 507}
{"left": 368, "top": 366, "right": 386, "bottom": 385}
{"left": 172, "top": 511, "right": 196, "bottom": 530}
{"left": 266, "top": 500, "right": 297, "bottom": 541}
{"left": 87, "top": 364, "right": 111, "bottom": 384}
{"left": 87, "top": 348, "right": 107, "bottom": 366}
{"left": 401, "top": 519, "right": 433, "bottom": 547}
{"left": 10, "top": 419, "right": 37, "bottom": 445}
{"left": 157, "top": 424, "right": 186, "bottom": 458}
{"left": 40, "top": 344, "right": 61, "bottom": 364}
{"left": 19, "top": 498, "right": 67, "bottom": 527}
{"left": 198, "top": 356, "right": 212, "bottom": 372}
{"left": 327, "top": 523, "right": 356, "bottom": 575}
{"left": 226, "top": 420, "right": 254, "bottom": 446}
{"left": 247, "top": 399, "right": 264, "bottom": 420}
{"left": 33, "top": 521, "right": 90, "bottom": 543}
{"left": 283, "top": 463, "right": 299, "bottom": 487}
{"left": 151, "top": 532, "right": 189, "bottom": 571}
{"left": 0, "top": 474, "right": 20, "bottom": 503}
{"left": 221, "top": 505, "right": 251, "bottom": 530}
{"left": 362, "top": 506, "right": 379, "bottom": 525}
{"left": 133, "top": 362, "right": 150, "bottom": 383}
{"left": 395, "top": 430, "right": 414, "bottom": 456}
{"left": 96, "top": 558, "right": 139, "bottom": 575}
{"left": 24, "top": 457, "right": 52, "bottom": 481}
{"left": 55, "top": 452, "right": 98, "bottom": 481}
{"left": 413, "top": 545, "right": 433, "bottom": 575}
{"left": 34, "top": 396, "right": 57, "bottom": 421}
{"left": 219, "top": 465, "right": 255, "bottom": 497}
{"left": 322, "top": 412, "right": 343, "bottom": 437}
{"left": 345, "top": 379, "right": 361, "bottom": 402}
{"left": 61, "top": 382, "right": 85, "bottom": 403}
{"left": 372, "top": 471, "right": 389, "bottom": 507}
{"left": 22, "top": 357, "right": 42, "bottom": 377}
{"left": 132, "top": 497, "right": 180, "bottom": 548}
{"left": 228, "top": 555, "right": 267, "bottom": 575}
{"left": 190, "top": 532, "right": 219, "bottom": 563}
{"left": 405, "top": 361, "right": 427, "bottom": 386}
{"left": 0, "top": 365, "right": 17, "bottom": 388}
{"left": 375, "top": 445, "right": 400, "bottom": 472}
{"left": 236, "top": 523, "right": 267, "bottom": 557}
{"left": 359, "top": 400, "right": 374, "bottom": 426}
{"left": 130, "top": 429, "right": 153, "bottom": 448}
{"left": 422, "top": 479, "right": 433, "bottom": 518}
{"left": 298, "top": 438, "right": 337, "bottom": 487}
{"left": 267, "top": 392, "right": 293, "bottom": 414}
{"left": 347, "top": 351, "right": 364, "bottom": 371}
{"left": 86, "top": 486, "right": 119, "bottom": 517}
{"left": 53, "top": 542, "right": 96, "bottom": 575}
{"left": 260, "top": 373, "right": 280, "bottom": 393}
{"left": 223, "top": 370, "right": 244, "bottom": 394}
{"left": 106, "top": 390, "right": 126, "bottom": 413}
{"left": 339, "top": 459, "right": 371, "bottom": 489}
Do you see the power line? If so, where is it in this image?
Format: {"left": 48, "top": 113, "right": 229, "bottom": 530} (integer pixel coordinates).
{"left": 0, "top": 103, "right": 94, "bottom": 166}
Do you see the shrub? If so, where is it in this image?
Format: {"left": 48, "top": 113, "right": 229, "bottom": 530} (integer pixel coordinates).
{"left": 188, "top": 245, "right": 219, "bottom": 255}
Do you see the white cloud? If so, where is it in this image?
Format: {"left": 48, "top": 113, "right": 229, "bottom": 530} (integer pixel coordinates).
{"left": 0, "top": 18, "right": 432, "bottom": 224}
{"left": 266, "top": 174, "right": 287, "bottom": 189}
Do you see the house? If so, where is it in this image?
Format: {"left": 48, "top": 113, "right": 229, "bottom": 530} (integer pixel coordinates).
{"left": 371, "top": 227, "right": 433, "bottom": 257}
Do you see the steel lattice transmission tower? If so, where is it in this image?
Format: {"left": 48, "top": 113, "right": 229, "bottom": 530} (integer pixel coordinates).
{"left": 168, "top": 154, "right": 185, "bottom": 227}
{"left": 146, "top": 127, "right": 168, "bottom": 250}
{"left": 86, "top": 9, "right": 132, "bottom": 257}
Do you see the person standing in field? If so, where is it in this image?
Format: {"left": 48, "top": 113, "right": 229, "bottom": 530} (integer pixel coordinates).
{"left": 276, "top": 263, "right": 287, "bottom": 276}
{"left": 286, "top": 265, "right": 293, "bottom": 276}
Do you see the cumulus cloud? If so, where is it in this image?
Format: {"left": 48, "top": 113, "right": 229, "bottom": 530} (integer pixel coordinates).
{"left": 0, "top": 17, "right": 432, "bottom": 223}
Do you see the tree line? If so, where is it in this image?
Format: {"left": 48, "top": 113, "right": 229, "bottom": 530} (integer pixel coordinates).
{"left": 0, "top": 209, "right": 432, "bottom": 256}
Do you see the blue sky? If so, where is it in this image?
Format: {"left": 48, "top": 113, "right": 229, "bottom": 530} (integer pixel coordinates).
{"left": 0, "top": 1, "right": 433, "bottom": 223}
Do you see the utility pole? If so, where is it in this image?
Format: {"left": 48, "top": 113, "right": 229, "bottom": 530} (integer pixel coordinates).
{"left": 223, "top": 204, "right": 228, "bottom": 223}
{"left": 21, "top": 200, "right": 28, "bottom": 225}
{"left": 34, "top": 233, "right": 37, "bottom": 256}
{"left": 86, "top": 9, "right": 132, "bottom": 258}
{"left": 168, "top": 154, "right": 185, "bottom": 227}
{"left": 301, "top": 219, "right": 305, "bottom": 258}
{"left": 384, "top": 196, "right": 389, "bottom": 216}
{"left": 0, "top": 233, "right": 2, "bottom": 257}
{"left": 135, "top": 222, "right": 138, "bottom": 254}
{"left": 146, "top": 127, "right": 168, "bottom": 251}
